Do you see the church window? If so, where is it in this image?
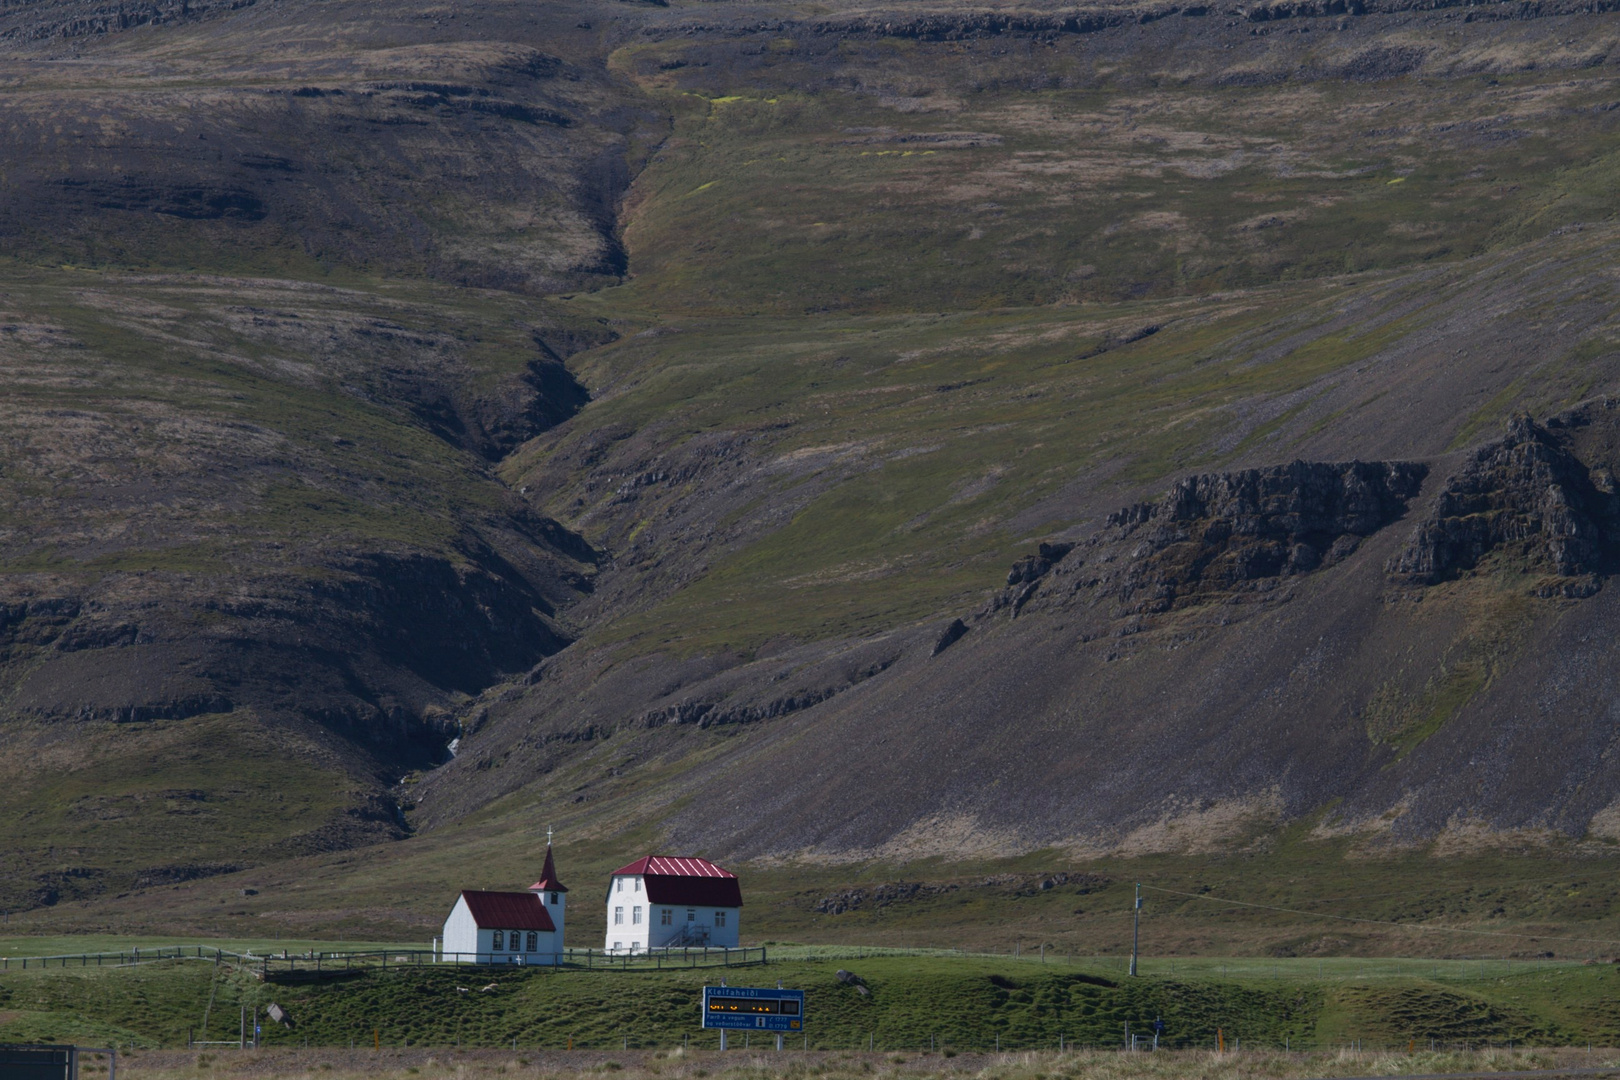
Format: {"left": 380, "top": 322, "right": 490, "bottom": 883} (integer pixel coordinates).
{"left": 549, "top": 892, "right": 559, "bottom": 904}
{"left": 526, "top": 932, "right": 538, "bottom": 951}
{"left": 492, "top": 930, "right": 504, "bottom": 950}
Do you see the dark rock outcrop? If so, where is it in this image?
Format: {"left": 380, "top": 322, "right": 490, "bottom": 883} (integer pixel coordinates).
{"left": 1006, "top": 542, "right": 1075, "bottom": 586}
{"left": 1390, "top": 414, "right": 1613, "bottom": 592}
{"left": 131, "top": 862, "right": 246, "bottom": 889}
{"left": 631, "top": 654, "right": 896, "bottom": 731}
{"left": 930, "top": 617, "right": 970, "bottom": 656}
{"left": 813, "top": 872, "right": 1112, "bottom": 914}
{"left": 1009, "top": 460, "right": 1426, "bottom": 618}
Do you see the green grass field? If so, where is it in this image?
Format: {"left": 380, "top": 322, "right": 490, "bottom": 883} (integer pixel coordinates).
{"left": 3, "top": 947, "right": 1617, "bottom": 1052}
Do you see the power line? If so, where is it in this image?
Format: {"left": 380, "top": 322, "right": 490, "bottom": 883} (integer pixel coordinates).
{"left": 1139, "top": 884, "right": 1620, "bottom": 949}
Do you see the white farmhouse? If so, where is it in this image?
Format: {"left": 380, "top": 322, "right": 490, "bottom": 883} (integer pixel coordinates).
{"left": 604, "top": 855, "right": 741, "bottom": 954}
{"left": 439, "top": 842, "right": 569, "bottom": 964}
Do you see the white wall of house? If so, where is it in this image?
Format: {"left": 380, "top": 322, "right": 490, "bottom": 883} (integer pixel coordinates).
{"left": 603, "top": 875, "right": 740, "bottom": 953}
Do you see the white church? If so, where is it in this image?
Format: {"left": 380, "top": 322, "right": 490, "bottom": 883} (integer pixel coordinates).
{"left": 437, "top": 841, "right": 569, "bottom": 964}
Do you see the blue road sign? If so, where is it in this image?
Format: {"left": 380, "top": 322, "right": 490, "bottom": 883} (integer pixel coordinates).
{"left": 701, "top": 985, "right": 806, "bottom": 1031}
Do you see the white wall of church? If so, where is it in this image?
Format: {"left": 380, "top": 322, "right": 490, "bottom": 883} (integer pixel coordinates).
{"left": 439, "top": 896, "right": 562, "bottom": 965}
{"left": 540, "top": 888, "right": 567, "bottom": 940}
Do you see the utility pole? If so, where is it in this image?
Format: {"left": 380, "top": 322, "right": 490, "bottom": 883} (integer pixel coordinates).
{"left": 1130, "top": 883, "right": 1142, "bottom": 977}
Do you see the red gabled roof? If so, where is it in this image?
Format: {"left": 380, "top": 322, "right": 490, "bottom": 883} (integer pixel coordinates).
{"left": 529, "top": 844, "right": 568, "bottom": 894}
{"left": 612, "top": 855, "right": 736, "bottom": 879}
{"left": 459, "top": 890, "right": 556, "bottom": 931}
{"left": 610, "top": 855, "right": 742, "bottom": 908}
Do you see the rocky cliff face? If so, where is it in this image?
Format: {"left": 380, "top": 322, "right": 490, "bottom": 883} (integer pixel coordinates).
{"left": 1390, "top": 411, "right": 1618, "bottom": 594}
{"left": 1001, "top": 461, "right": 1427, "bottom": 620}
{"left": 998, "top": 407, "right": 1620, "bottom": 632}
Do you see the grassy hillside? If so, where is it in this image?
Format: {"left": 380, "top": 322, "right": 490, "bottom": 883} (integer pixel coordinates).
{"left": 0, "top": 267, "right": 608, "bottom": 913}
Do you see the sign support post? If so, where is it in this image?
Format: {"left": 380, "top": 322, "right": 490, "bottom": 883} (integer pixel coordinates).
{"left": 1130, "top": 883, "right": 1142, "bottom": 977}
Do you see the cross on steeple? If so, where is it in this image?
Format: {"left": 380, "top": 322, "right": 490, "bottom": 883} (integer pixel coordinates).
{"left": 530, "top": 831, "right": 568, "bottom": 895}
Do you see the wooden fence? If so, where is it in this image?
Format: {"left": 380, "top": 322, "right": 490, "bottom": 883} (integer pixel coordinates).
{"left": 255, "top": 946, "right": 768, "bottom": 981}
{"left": 1, "top": 944, "right": 768, "bottom": 979}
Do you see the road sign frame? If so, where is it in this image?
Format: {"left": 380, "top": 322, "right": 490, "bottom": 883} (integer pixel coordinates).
{"left": 700, "top": 986, "right": 806, "bottom": 1031}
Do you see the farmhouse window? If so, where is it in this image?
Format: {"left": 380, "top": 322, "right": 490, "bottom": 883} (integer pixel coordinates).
{"left": 687, "top": 909, "right": 695, "bottom": 922}
{"left": 661, "top": 909, "right": 672, "bottom": 925}
{"left": 492, "top": 930, "right": 504, "bottom": 950}
{"left": 616, "top": 878, "right": 624, "bottom": 892}
{"left": 633, "top": 906, "right": 642, "bottom": 925}
{"left": 614, "top": 906, "right": 624, "bottom": 925}
{"left": 634, "top": 878, "right": 641, "bottom": 891}
{"left": 714, "top": 910, "right": 726, "bottom": 927}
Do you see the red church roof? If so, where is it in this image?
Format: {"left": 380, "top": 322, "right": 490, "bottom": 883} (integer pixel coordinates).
{"left": 610, "top": 855, "right": 742, "bottom": 908}
{"left": 529, "top": 843, "right": 568, "bottom": 894}
{"left": 459, "top": 890, "right": 556, "bottom": 930}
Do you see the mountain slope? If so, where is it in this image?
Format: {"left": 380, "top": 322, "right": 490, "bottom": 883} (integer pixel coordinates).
{"left": 6, "top": 0, "right": 1620, "bottom": 925}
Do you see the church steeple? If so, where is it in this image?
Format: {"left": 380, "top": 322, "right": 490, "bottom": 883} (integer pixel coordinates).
{"left": 531, "top": 838, "right": 568, "bottom": 894}
{"left": 529, "top": 828, "right": 568, "bottom": 948}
